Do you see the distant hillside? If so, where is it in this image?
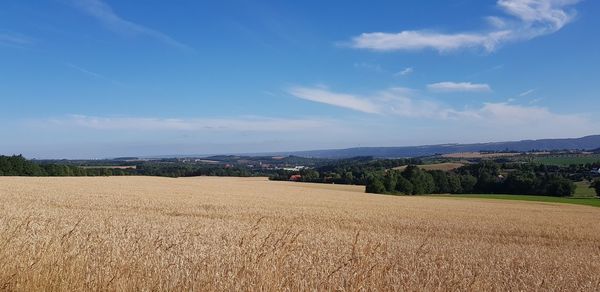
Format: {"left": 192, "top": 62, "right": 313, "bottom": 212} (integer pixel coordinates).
{"left": 288, "top": 135, "right": 600, "bottom": 159}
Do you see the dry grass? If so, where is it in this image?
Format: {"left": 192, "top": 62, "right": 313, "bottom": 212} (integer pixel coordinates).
{"left": 393, "top": 163, "right": 465, "bottom": 172}
{"left": 442, "top": 152, "right": 522, "bottom": 159}
{"left": 1, "top": 176, "right": 600, "bottom": 291}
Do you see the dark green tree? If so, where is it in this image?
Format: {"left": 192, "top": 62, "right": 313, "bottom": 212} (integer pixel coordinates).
{"left": 403, "top": 165, "right": 435, "bottom": 195}
{"left": 395, "top": 175, "right": 414, "bottom": 195}
{"left": 429, "top": 170, "right": 450, "bottom": 194}
{"left": 383, "top": 171, "right": 398, "bottom": 192}
{"left": 460, "top": 175, "right": 477, "bottom": 193}
{"left": 366, "top": 176, "right": 386, "bottom": 194}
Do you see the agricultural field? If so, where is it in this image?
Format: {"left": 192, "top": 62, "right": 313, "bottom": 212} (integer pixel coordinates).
{"left": 393, "top": 162, "right": 464, "bottom": 172}
{"left": 441, "top": 152, "right": 523, "bottom": 159}
{"left": 533, "top": 154, "right": 600, "bottom": 166}
{"left": 1, "top": 177, "right": 600, "bottom": 290}
{"left": 575, "top": 181, "right": 598, "bottom": 198}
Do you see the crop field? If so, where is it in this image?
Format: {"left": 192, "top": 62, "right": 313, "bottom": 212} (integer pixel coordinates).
{"left": 1, "top": 177, "right": 600, "bottom": 290}
{"left": 393, "top": 162, "right": 465, "bottom": 172}
{"left": 533, "top": 154, "right": 600, "bottom": 166}
{"left": 441, "top": 152, "right": 523, "bottom": 159}
{"left": 575, "top": 181, "right": 597, "bottom": 198}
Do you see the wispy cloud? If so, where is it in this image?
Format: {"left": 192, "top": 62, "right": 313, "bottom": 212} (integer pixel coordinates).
{"left": 66, "top": 63, "right": 104, "bottom": 79}
{"left": 286, "top": 85, "right": 589, "bottom": 133}
{"left": 428, "top": 82, "right": 492, "bottom": 93}
{"left": 73, "top": 0, "right": 192, "bottom": 51}
{"left": 396, "top": 67, "right": 414, "bottom": 76}
{"left": 349, "top": 0, "right": 581, "bottom": 53}
{"left": 66, "top": 63, "right": 124, "bottom": 85}
{"left": 476, "top": 102, "right": 586, "bottom": 128}
{"left": 288, "top": 86, "right": 462, "bottom": 119}
{"left": 44, "top": 115, "right": 331, "bottom": 132}
{"left": 530, "top": 97, "right": 543, "bottom": 104}
{"left": 519, "top": 88, "right": 536, "bottom": 96}
{"left": 353, "top": 62, "right": 385, "bottom": 73}
{"left": 0, "top": 31, "right": 34, "bottom": 48}
{"left": 288, "top": 86, "right": 381, "bottom": 114}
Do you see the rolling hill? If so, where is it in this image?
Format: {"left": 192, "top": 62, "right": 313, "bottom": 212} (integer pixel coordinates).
{"left": 287, "top": 135, "right": 600, "bottom": 159}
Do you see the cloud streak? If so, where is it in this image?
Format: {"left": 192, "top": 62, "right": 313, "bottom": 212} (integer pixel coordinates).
{"left": 73, "top": 0, "right": 192, "bottom": 51}
{"left": 0, "top": 32, "right": 34, "bottom": 47}
{"left": 288, "top": 86, "right": 381, "bottom": 114}
{"left": 519, "top": 88, "right": 536, "bottom": 96}
{"left": 287, "top": 85, "right": 589, "bottom": 133}
{"left": 66, "top": 63, "right": 104, "bottom": 79}
{"left": 396, "top": 67, "right": 414, "bottom": 76}
{"left": 350, "top": 0, "right": 581, "bottom": 53}
{"left": 428, "top": 82, "right": 492, "bottom": 92}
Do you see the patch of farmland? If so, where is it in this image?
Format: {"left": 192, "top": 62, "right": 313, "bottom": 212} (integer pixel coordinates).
{"left": 393, "top": 162, "right": 465, "bottom": 172}
{"left": 534, "top": 154, "right": 600, "bottom": 166}
{"left": 442, "top": 152, "right": 522, "bottom": 159}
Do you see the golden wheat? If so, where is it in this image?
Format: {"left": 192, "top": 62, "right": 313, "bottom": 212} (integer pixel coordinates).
{"left": 1, "top": 176, "right": 600, "bottom": 291}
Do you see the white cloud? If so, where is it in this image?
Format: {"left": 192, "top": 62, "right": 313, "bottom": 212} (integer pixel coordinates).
{"left": 44, "top": 115, "right": 331, "bottom": 132}
{"left": 286, "top": 85, "right": 590, "bottom": 134}
{"left": 396, "top": 67, "right": 414, "bottom": 76}
{"left": 428, "top": 82, "right": 492, "bottom": 93}
{"left": 289, "top": 86, "right": 467, "bottom": 119}
{"left": 352, "top": 31, "right": 499, "bottom": 52}
{"left": 350, "top": 0, "right": 580, "bottom": 52}
{"left": 476, "top": 102, "right": 587, "bottom": 130}
{"left": 288, "top": 86, "right": 381, "bottom": 114}
{"left": 73, "top": 0, "right": 192, "bottom": 51}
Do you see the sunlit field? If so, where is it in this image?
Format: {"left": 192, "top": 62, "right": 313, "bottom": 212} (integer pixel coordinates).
{"left": 1, "top": 177, "right": 600, "bottom": 290}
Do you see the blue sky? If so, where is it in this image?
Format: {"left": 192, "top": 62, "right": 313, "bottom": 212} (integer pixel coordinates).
{"left": 1, "top": 0, "right": 599, "bottom": 158}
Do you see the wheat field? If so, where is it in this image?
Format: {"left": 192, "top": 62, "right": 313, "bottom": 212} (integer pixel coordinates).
{"left": 1, "top": 176, "right": 600, "bottom": 291}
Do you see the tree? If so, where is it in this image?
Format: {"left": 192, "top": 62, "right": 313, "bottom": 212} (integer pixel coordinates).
{"left": 429, "top": 170, "right": 450, "bottom": 194}
{"left": 504, "top": 170, "right": 537, "bottom": 194}
{"left": 447, "top": 173, "right": 462, "bottom": 194}
{"left": 395, "top": 175, "right": 414, "bottom": 195}
{"left": 383, "top": 171, "right": 398, "bottom": 192}
{"left": 403, "top": 166, "right": 435, "bottom": 195}
{"left": 460, "top": 175, "right": 477, "bottom": 193}
{"left": 461, "top": 161, "right": 500, "bottom": 193}
{"left": 366, "top": 177, "right": 386, "bottom": 194}
{"left": 543, "top": 176, "right": 575, "bottom": 197}
{"left": 342, "top": 171, "right": 354, "bottom": 184}
{"left": 301, "top": 169, "right": 320, "bottom": 182}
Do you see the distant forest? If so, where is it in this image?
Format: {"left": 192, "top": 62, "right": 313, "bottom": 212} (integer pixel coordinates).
{"left": 0, "top": 155, "right": 257, "bottom": 177}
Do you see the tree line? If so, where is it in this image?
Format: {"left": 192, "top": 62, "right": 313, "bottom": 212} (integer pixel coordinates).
{"left": 0, "top": 155, "right": 263, "bottom": 178}
{"left": 0, "top": 155, "right": 132, "bottom": 176}
{"left": 366, "top": 162, "right": 576, "bottom": 197}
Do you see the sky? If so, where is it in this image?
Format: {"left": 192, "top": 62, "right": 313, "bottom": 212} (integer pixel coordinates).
{"left": 1, "top": 0, "right": 599, "bottom": 158}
